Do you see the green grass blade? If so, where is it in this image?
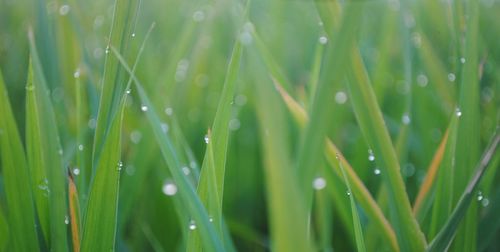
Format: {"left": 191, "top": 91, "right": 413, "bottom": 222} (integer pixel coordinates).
{"left": 69, "top": 173, "right": 81, "bottom": 252}
{"left": 0, "top": 69, "right": 40, "bottom": 252}
{"left": 275, "top": 81, "right": 399, "bottom": 252}
{"left": 0, "top": 204, "right": 8, "bottom": 252}
{"left": 427, "top": 133, "right": 499, "bottom": 252}
{"left": 92, "top": 0, "right": 139, "bottom": 165}
{"left": 337, "top": 155, "right": 366, "bottom": 252}
{"left": 187, "top": 39, "right": 242, "bottom": 251}
{"left": 80, "top": 97, "right": 126, "bottom": 252}
{"left": 111, "top": 46, "right": 225, "bottom": 251}
{"left": 28, "top": 31, "right": 69, "bottom": 252}
{"left": 250, "top": 46, "right": 314, "bottom": 252}
{"left": 452, "top": 1, "right": 481, "bottom": 250}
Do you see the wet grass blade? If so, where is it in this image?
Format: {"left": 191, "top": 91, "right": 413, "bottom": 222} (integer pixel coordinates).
{"left": 275, "top": 81, "right": 399, "bottom": 252}
{"left": 68, "top": 172, "right": 81, "bottom": 252}
{"left": 111, "top": 47, "right": 225, "bottom": 251}
{"left": 427, "top": 133, "right": 499, "bottom": 252}
{"left": 337, "top": 155, "right": 366, "bottom": 252}
{"left": 93, "top": 0, "right": 139, "bottom": 165}
{"left": 187, "top": 39, "right": 242, "bottom": 251}
{"left": 0, "top": 69, "right": 40, "bottom": 252}
{"left": 80, "top": 97, "right": 126, "bottom": 252}
{"left": 28, "top": 31, "right": 69, "bottom": 251}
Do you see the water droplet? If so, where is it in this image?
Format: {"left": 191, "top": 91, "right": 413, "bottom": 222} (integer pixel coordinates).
{"left": 117, "top": 161, "right": 123, "bottom": 171}
{"left": 312, "top": 177, "right": 327, "bottom": 190}
{"left": 126, "top": 89, "right": 131, "bottom": 94}
{"left": 477, "top": 191, "right": 483, "bottom": 201}
{"left": 73, "top": 168, "right": 80, "bottom": 176}
{"left": 402, "top": 113, "right": 411, "bottom": 125}
{"left": 162, "top": 181, "right": 177, "bottom": 196}
{"left": 73, "top": 69, "right": 80, "bottom": 78}
{"left": 229, "top": 118, "right": 241, "bottom": 131}
{"left": 447, "top": 73, "right": 456, "bottom": 82}
{"left": 164, "top": 107, "right": 173, "bottom": 116}
{"left": 130, "top": 130, "right": 142, "bottom": 144}
{"left": 182, "top": 166, "right": 191, "bottom": 175}
{"left": 161, "top": 123, "right": 169, "bottom": 133}
{"left": 188, "top": 220, "right": 197, "bottom": 230}
{"left": 368, "top": 149, "right": 375, "bottom": 161}
{"left": 58, "top": 149, "right": 63, "bottom": 155}
{"left": 126, "top": 165, "right": 136, "bottom": 176}
{"left": 460, "top": 57, "right": 466, "bottom": 64}
{"left": 204, "top": 135, "right": 209, "bottom": 144}
{"left": 318, "top": 36, "right": 328, "bottom": 45}
{"left": 235, "top": 94, "right": 247, "bottom": 106}
{"left": 59, "top": 5, "right": 70, "bottom": 16}
{"left": 88, "top": 118, "right": 97, "bottom": 129}
{"left": 346, "top": 191, "right": 351, "bottom": 196}
{"left": 374, "top": 168, "right": 381, "bottom": 175}
{"left": 334, "top": 91, "right": 348, "bottom": 104}
{"left": 190, "top": 161, "right": 197, "bottom": 169}
{"left": 141, "top": 105, "right": 148, "bottom": 112}
{"left": 417, "top": 74, "right": 428, "bottom": 87}
{"left": 402, "top": 163, "right": 416, "bottom": 177}
{"left": 239, "top": 31, "right": 252, "bottom": 45}
{"left": 209, "top": 217, "right": 214, "bottom": 222}
{"left": 78, "top": 144, "right": 84, "bottom": 151}
{"left": 411, "top": 32, "right": 422, "bottom": 48}
{"left": 131, "top": 33, "right": 136, "bottom": 37}
{"left": 192, "top": 10, "right": 205, "bottom": 22}
{"left": 64, "top": 215, "right": 69, "bottom": 225}
{"left": 455, "top": 107, "right": 462, "bottom": 117}
{"left": 105, "top": 46, "right": 110, "bottom": 54}
{"left": 481, "top": 198, "right": 490, "bottom": 207}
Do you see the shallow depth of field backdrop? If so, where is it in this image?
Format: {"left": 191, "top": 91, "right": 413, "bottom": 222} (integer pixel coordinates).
{"left": 0, "top": 0, "right": 499, "bottom": 251}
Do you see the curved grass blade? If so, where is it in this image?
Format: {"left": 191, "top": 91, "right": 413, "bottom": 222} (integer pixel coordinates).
{"left": 274, "top": 82, "right": 399, "bottom": 252}
{"left": 80, "top": 97, "right": 126, "bottom": 252}
{"left": 28, "top": 31, "right": 69, "bottom": 251}
{"left": 93, "top": 0, "right": 139, "bottom": 166}
{"left": 111, "top": 47, "right": 225, "bottom": 251}
{"left": 68, "top": 172, "right": 81, "bottom": 252}
{"left": 249, "top": 46, "right": 314, "bottom": 252}
{"left": 427, "top": 133, "right": 499, "bottom": 252}
{"left": 187, "top": 39, "right": 242, "bottom": 251}
{"left": 337, "top": 155, "right": 366, "bottom": 252}
{"left": 0, "top": 70, "right": 40, "bottom": 252}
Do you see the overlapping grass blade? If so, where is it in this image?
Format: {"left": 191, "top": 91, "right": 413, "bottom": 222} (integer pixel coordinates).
{"left": 337, "top": 155, "right": 366, "bottom": 252}
{"left": 68, "top": 172, "right": 81, "bottom": 252}
{"left": 92, "top": 0, "right": 139, "bottom": 165}
{"left": 80, "top": 97, "right": 126, "bottom": 252}
{"left": 427, "top": 133, "right": 499, "bottom": 252}
{"left": 0, "top": 205, "right": 8, "bottom": 251}
{"left": 111, "top": 47, "right": 225, "bottom": 251}
{"left": 274, "top": 81, "right": 398, "bottom": 252}
{"left": 452, "top": 1, "right": 481, "bottom": 250}
{"left": 28, "top": 31, "right": 69, "bottom": 251}
{"left": 187, "top": 38, "right": 242, "bottom": 251}
{"left": 0, "top": 69, "right": 40, "bottom": 252}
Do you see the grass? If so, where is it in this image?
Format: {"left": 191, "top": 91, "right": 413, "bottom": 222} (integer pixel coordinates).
{"left": 0, "top": 0, "right": 499, "bottom": 251}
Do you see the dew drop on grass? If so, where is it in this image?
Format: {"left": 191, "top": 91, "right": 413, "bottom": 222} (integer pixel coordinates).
{"left": 192, "top": 10, "right": 205, "bottom": 22}
{"left": 117, "top": 161, "right": 123, "bottom": 171}
{"left": 78, "top": 144, "right": 84, "bottom": 151}
{"left": 312, "top": 177, "right": 327, "bottom": 190}
{"left": 402, "top": 113, "right": 411, "bottom": 125}
{"left": 209, "top": 217, "right": 214, "bottom": 222}
{"left": 188, "top": 220, "right": 197, "bottom": 230}
{"left": 229, "top": 118, "right": 241, "bottom": 131}
{"left": 130, "top": 130, "right": 142, "bottom": 144}
{"left": 334, "top": 91, "right": 347, "bottom": 104}
{"left": 481, "top": 198, "right": 490, "bottom": 207}
{"left": 448, "top": 73, "right": 456, "bottom": 82}
{"left": 374, "top": 168, "right": 381, "bottom": 175}
{"left": 417, "top": 74, "right": 428, "bottom": 87}
{"left": 141, "top": 105, "right": 148, "bottom": 112}
{"left": 162, "top": 181, "right": 177, "bottom": 196}
{"left": 164, "top": 107, "right": 173, "bottom": 116}
{"left": 105, "top": 46, "right": 110, "bottom": 54}
{"left": 204, "top": 135, "right": 210, "bottom": 144}
{"left": 460, "top": 57, "right": 466, "bottom": 64}
{"left": 73, "top": 168, "right": 80, "bottom": 176}
{"left": 126, "top": 89, "right": 131, "bottom": 94}
{"left": 74, "top": 69, "right": 80, "bottom": 78}
{"left": 239, "top": 31, "right": 252, "bottom": 45}
{"left": 368, "top": 149, "right": 375, "bottom": 161}
{"left": 131, "top": 33, "right": 136, "bottom": 37}
{"left": 64, "top": 215, "right": 69, "bottom": 225}
{"left": 318, "top": 36, "right": 328, "bottom": 45}
{"left": 346, "top": 191, "right": 351, "bottom": 196}
{"left": 477, "top": 191, "right": 483, "bottom": 201}
{"left": 190, "top": 161, "right": 197, "bottom": 169}
{"left": 182, "top": 166, "right": 191, "bottom": 175}
{"left": 455, "top": 107, "right": 462, "bottom": 117}
{"left": 58, "top": 149, "right": 63, "bottom": 155}
{"left": 59, "top": 5, "right": 70, "bottom": 16}
{"left": 161, "top": 123, "right": 169, "bottom": 133}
